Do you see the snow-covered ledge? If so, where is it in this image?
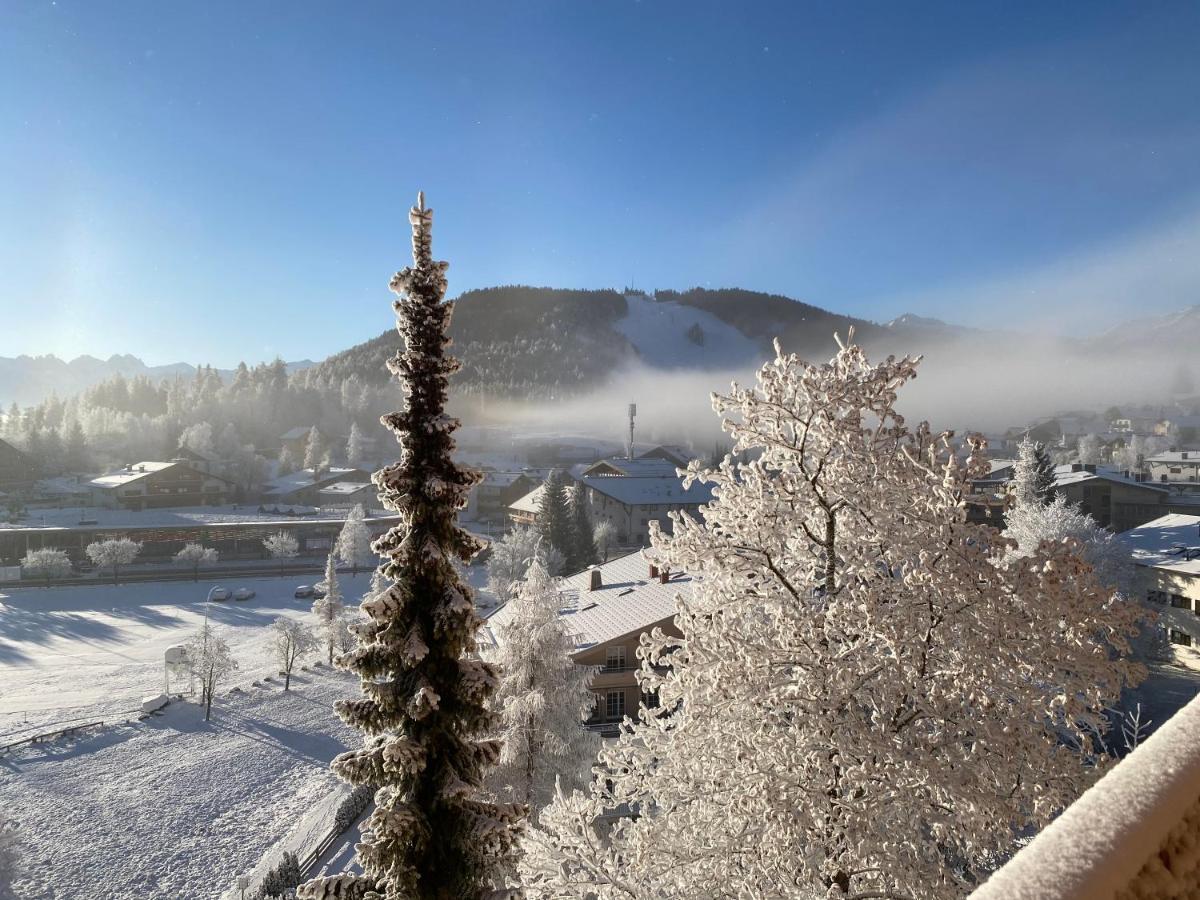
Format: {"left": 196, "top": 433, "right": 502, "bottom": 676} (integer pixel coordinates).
{"left": 971, "top": 693, "right": 1200, "bottom": 899}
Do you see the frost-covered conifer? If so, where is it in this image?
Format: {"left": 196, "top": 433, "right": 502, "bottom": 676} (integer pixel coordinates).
{"left": 1010, "top": 436, "right": 1056, "bottom": 508}
{"left": 303, "top": 426, "right": 325, "bottom": 470}
{"left": 299, "top": 194, "right": 522, "bottom": 900}
{"left": 347, "top": 422, "right": 368, "bottom": 468}
{"left": 314, "top": 553, "right": 347, "bottom": 665}
{"left": 278, "top": 443, "right": 298, "bottom": 476}
{"left": 566, "top": 482, "right": 597, "bottom": 572}
{"left": 522, "top": 337, "right": 1146, "bottom": 900}
{"left": 336, "top": 504, "right": 374, "bottom": 577}
{"left": 484, "top": 560, "right": 598, "bottom": 819}
{"left": 537, "top": 470, "right": 574, "bottom": 567}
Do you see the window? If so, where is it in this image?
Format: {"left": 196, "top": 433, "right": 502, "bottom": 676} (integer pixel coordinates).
{"left": 1170, "top": 629, "right": 1194, "bottom": 647}
{"left": 1171, "top": 594, "right": 1191, "bottom": 610}
{"left": 605, "top": 646, "right": 626, "bottom": 671}
{"left": 605, "top": 690, "right": 625, "bottom": 720}
{"left": 1148, "top": 589, "right": 1168, "bottom": 604}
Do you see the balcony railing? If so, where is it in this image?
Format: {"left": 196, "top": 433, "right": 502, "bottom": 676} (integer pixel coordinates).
{"left": 970, "top": 692, "right": 1200, "bottom": 898}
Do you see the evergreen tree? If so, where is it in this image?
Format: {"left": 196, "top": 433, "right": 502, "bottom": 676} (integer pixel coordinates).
{"left": 335, "top": 503, "right": 373, "bottom": 577}
{"left": 1011, "top": 436, "right": 1057, "bottom": 509}
{"left": 347, "top": 421, "right": 368, "bottom": 468}
{"left": 484, "top": 560, "right": 599, "bottom": 821}
{"left": 566, "top": 481, "right": 597, "bottom": 571}
{"left": 303, "top": 426, "right": 325, "bottom": 470}
{"left": 537, "top": 470, "right": 573, "bottom": 567}
{"left": 277, "top": 443, "right": 298, "bottom": 476}
{"left": 64, "top": 419, "right": 89, "bottom": 472}
{"left": 300, "top": 193, "right": 522, "bottom": 900}
{"left": 314, "top": 552, "right": 347, "bottom": 665}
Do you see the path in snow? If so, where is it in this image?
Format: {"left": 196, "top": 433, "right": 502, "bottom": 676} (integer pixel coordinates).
{"left": 1, "top": 671, "right": 357, "bottom": 900}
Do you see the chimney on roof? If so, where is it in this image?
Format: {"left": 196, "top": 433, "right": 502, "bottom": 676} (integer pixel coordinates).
{"left": 588, "top": 567, "right": 602, "bottom": 591}
{"left": 1083, "top": 463, "right": 1096, "bottom": 474}
{"left": 648, "top": 563, "right": 659, "bottom": 579}
{"left": 1071, "top": 463, "right": 1082, "bottom": 472}
{"left": 659, "top": 567, "right": 670, "bottom": 584}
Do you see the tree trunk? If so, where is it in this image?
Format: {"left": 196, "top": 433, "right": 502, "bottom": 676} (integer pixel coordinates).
{"left": 285, "top": 668, "right": 291, "bottom": 691}
{"left": 205, "top": 682, "right": 213, "bottom": 720}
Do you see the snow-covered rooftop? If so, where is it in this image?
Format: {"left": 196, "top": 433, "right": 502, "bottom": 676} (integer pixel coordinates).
{"left": 1146, "top": 451, "right": 1200, "bottom": 464}
{"left": 584, "top": 457, "right": 682, "bottom": 478}
{"left": 484, "top": 549, "right": 687, "bottom": 651}
{"left": 88, "top": 461, "right": 176, "bottom": 489}
{"left": 509, "top": 485, "right": 544, "bottom": 514}
{"left": 280, "top": 426, "right": 315, "bottom": 440}
{"left": 317, "top": 481, "right": 375, "bottom": 496}
{"left": 479, "top": 471, "right": 530, "bottom": 488}
{"left": 263, "top": 466, "right": 364, "bottom": 495}
{"left": 0, "top": 504, "right": 393, "bottom": 533}
{"left": 580, "top": 472, "right": 714, "bottom": 507}
{"left": 1052, "top": 464, "right": 1168, "bottom": 493}
{"left": 1118, "top": 513, "right": 1200, "bottom": 577}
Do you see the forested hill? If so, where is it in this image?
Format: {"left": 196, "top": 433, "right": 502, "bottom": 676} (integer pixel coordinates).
{"left": 301, "top": 285, "right": 900, "bottom": 398}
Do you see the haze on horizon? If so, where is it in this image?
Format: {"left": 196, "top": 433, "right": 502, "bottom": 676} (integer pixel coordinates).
{"left": 1, "top": 1, "right": 1199, "bottom": 368}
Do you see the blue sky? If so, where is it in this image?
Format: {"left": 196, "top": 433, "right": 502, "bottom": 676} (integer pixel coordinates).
{"left": 1, "top": 1, "right": 1198, "bottom": 366}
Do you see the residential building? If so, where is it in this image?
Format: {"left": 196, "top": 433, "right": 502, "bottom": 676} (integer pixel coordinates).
{"left": 1051, "top": 464, "right": 1171, "bottom": 531}
{"left": 482, "top": 549, "right": 686, "bottom": 737}
{"left": 1120, "top": 513, "right": 1200, "bottom": 648}
{"left": 172, "top": 445, "right": 221, "bottom": 475}
{"left": 1147, "top": 450, "right": 1200, "bottom": 486}
{"left": 88, "top": 461, "right": 237, "bottom": 511}
{"left": 0, "top": 438, "right": 37, "bottom": 492}
{"left": 466, "top": 471, "right": 538, "bottom": 521}
{"left": 316, "top": 480, "right": 378, "bottom": 509}
{"left": 261, "top": 466, "right": 371, "bottom": 506}
{"left": 636, "top": 445, "right": 694, "bottom": 468}
{"left": 507, "top": 457, "right": 715, "bottom": 546}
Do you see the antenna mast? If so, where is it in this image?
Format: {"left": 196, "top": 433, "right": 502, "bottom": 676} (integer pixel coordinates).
{"left": 627, "top": 403, "right": 637, "bottom": 459}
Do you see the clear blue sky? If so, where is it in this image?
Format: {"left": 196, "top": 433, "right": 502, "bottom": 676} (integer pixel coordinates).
{"left": 2, "top": 1, "right": 1199, "bottom": 366}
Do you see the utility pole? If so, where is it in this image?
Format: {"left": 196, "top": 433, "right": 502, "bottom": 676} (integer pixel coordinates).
{"left": 627, "top": 403, "right": 637, "bottom": 460}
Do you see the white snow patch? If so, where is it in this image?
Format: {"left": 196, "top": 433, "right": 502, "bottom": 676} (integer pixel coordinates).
{"left": 613, "top": 293, "right": 763, "bottom": 370}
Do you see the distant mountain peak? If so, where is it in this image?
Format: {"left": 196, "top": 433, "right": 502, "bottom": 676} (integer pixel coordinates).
{"left": 886, "top": 313, "right": 953, "bottom": 329}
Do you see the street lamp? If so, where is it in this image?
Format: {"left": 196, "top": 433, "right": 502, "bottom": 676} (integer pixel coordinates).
{"left": 202, "top": 584, "right": 222, "bottom": 655}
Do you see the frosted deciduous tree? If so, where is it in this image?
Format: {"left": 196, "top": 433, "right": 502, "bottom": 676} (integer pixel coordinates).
{"left": 486, "top": 525, "right": 543, "bottom": 605}
{"left": 485, "top": 560, "right": 599, "bottom": 820}
{"left": 592, "top": 520, "right": 616, "bottom": 563}
{"left": 347, "top": 421, "right": 368, "bottom": 468}
{"left": 263, "top": 530, "right": 299, "bottom": 577}
{"left": 20, "top": 547, "right": 72, "bottom": 587}
{"left": 174, "top": 542, "right": 218, "bottom": 582}
{"left": 85, "top": 538, "right": 142, "bottom": 585}
{"left": 1078, "top": 432, "right": 1103, "bottom": 465}
{"left": 335, "top": 503, "right": 373, "bottom": 576}
{"left": 271, "top": 616, "right": 317, "bottom": 690}
{"left": 314, "top": 553, "right": 347, "bottom": 665}
{"left": 179, "top": 421, "right": 215, "bottom": 457}
{"left": 299, "top": 194, "right": 522, "bottom": 900}
{"left": 303, "top": 426, "right": 325, "bottom": 471}
{"left": 186, "top": 622, "right": 237, "bottom": 721}
{"left": 1010, "top": 436, "right": 1057, "bottom": 508}
{"left": 522, "top": 336, "right": 1146, "bottom": 900}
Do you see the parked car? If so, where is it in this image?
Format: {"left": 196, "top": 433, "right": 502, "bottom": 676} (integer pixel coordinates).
{"left": 233, "top": 588, "right": 255, "bottom": 601}
{"left": 312, "top": 585, "right": 327, "bottom": 599}
{"left": 294, "top": 585, "right": 314, "bottom": 598}
{"left": 209, "top": 587, "right": 232, "bottom": 601}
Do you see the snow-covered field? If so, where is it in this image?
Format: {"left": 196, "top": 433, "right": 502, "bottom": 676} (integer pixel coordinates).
{"left": 0, "top": 565, "right": 492, "bottom": 740}
{"left": 2, "top": 671, "right": 357, "bottom": 899}
{"left": 613, "top": 292, "right": 764, "bottom": 369}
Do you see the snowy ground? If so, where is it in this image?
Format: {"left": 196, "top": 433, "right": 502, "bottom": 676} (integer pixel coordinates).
{"left": 1, "top": 671, "right": 357, "bottom": 899}
{"left": 613, "top": 292, "right": 764, "bottom": 369}
{"left": 0, "top": 563, "right": 493, "bottom": 740}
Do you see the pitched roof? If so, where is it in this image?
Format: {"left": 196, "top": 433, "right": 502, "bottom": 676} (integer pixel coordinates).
{"left": 580, "top": 472, "right": 715, "bottom": 507}
{"left": 509, "top": 484, "right": 545, "bottom": 514}
{"left": 1119, "top": 514, "right": 1200, "bottom": 577}
{"left": 88, "top": 461, "right": 176, "bottom": 489}
{"left": 583, "top": 457, "right": 682, "bottom": 477}
{"left": 1052, "top": 464, "right": 1169, "bottom": 494}
{"left": 1147, "top": 452, "right": 1200, "bottom": 464}
{"left": 264, "top": 466, "right": 365, "bottom": 495}
{"left": 483, "top": 549, "right": 687, "bottom": 652}
{"left": 280, "top": 426, "right": 316, "bottom": 441}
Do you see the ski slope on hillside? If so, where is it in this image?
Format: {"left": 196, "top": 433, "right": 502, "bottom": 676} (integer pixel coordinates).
{"left": 2, "top": 673, "right": 356, "bottom": 900}
{"left": 613, "top": 293, "right": 764, "bottom": 369}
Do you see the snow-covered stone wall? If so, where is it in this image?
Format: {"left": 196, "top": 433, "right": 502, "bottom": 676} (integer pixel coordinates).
{"left": 971, "top": 693, "right": 1200, "bottom": 899}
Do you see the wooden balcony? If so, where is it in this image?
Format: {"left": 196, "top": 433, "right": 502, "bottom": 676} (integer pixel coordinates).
{"left": 970, "top": 692, "right": 1200, "bottom": 898}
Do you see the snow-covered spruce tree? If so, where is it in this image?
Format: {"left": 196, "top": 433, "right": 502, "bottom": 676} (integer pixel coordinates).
{"left": 521, "top": 337, "right": 1147, "bottom": 900}
{"left": 304, "top": 426, "right": 325, "bottom": 471}
{"left": 348, "top": 422, "right": 369, "bottom": 468}
{"left": 337, "top": 504, "right": 374, "bottom": 577}
{"left": 299, "top": 194, "right": 522, "bottom": 900}
{"left": 484, "top": 560, "right": 599, "bottom": 821}
{"left": 314, "top": 552, "right": 347, "bottom": 665}
{"left": 1010, "top": 436, "right": 1056, "bottom": 509}
{"left": 537, "top": 470, "right": 574, "bottom": 566}
{"left": 567, "top": 481, "right": 598, "bottom": 572}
